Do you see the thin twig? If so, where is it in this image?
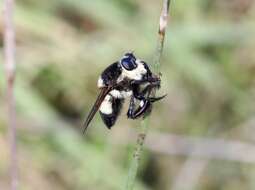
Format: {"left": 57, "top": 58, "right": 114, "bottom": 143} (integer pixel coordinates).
{"left": 154, "top": 0, "right": 171, "bottom": 74}
{"left": 124, "top": 1, "right": 171, "bottom": 190}
{"left": 125, "top": 119, "right": 149, "bottom": 190}
{"left": 3, "top": 0, "right": 18, "bottom": 189}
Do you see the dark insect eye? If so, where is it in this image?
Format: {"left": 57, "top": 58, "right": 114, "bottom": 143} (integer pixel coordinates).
{"left": 121, "top": 57, "right": 137, "bottom": 71}
{"left": 124, "top": 53, "right": 134, "bottom": 57}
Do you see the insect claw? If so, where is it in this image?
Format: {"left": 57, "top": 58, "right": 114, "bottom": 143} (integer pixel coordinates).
{"left": 148, "top": 77, "right": 160, "bottom": 83}
{"left": 149, "top": 94, "right": 167, "bottom": 102}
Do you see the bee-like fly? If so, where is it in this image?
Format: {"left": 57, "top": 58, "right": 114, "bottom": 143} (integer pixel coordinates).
{"left": 83, "top": 52, "right": 165, "bottom": 133}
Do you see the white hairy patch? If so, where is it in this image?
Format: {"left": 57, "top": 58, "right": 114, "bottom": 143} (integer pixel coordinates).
{"left": 110, "top": 90, "right": 132, "bottom": 99}
{"left": 97, "top": 77, "right": 105, "bottom": 88}
{"left": 99, "top": 95, "right": 112, "bottom": 114}
{"left": 109, "top": 90, "right": 122, "bottom": 98}
{"left": 116, "top": 74, "right": 124, "bottom": 83}
{"left": 121, "top": 59, "right": 147, "bottom": 80}
{"left": 140, "top": 100, "right": 145, "bottom": 107}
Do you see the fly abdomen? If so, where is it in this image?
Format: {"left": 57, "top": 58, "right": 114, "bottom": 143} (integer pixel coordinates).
{"left": 99, "top": 94, "right": 124, "bottom": 128}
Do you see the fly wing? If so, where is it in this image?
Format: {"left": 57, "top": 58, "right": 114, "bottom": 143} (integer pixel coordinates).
{"left": 82, "top": 86, "right": 112, "bottom": 133}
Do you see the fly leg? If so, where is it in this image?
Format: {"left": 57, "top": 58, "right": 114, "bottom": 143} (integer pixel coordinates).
{"left": 127, "top": 93, "right": 166, "bottom": 120}
{"left": 127, "top": 77, "right": 166, "bottom": 119}
{"left": 127, "top": 96, "right": 152, "bottom": 119}
{"left": 132, "top": 79, "right": 163, "bottom": 101}
{"left": 127, "top": 95, "right": 136, "bottom": 118}
{"left": 130, "top": 75, "right": 161, "bottom": 87}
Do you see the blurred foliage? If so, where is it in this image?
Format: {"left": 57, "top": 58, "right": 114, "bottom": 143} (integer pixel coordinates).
{"left": 1, "top": 0, "right": 255, "bottom": 189}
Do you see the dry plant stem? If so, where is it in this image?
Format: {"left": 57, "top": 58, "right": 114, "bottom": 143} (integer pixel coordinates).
{"left": 3, "top": 0, "right": 18, "bottom": 189}
{"left": 125, "top": 1, "right": 171, "bottom": 190}
{"left": 154, "top": 0, "right": 170, "bottom": 74}
{"left": 125, "top": 119, "right": 149, "bottom": 190}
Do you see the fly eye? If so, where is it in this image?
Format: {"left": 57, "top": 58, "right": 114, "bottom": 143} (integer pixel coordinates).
{"left": 121, "top": 58, "right": 137, "bottom": 71}
{"left": 125, "top": 53, "right": 134, "bottom": 57}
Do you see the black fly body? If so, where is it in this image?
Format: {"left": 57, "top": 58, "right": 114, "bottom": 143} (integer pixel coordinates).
{"left": 83, "top": 52, "right": 165, "bottom": 133}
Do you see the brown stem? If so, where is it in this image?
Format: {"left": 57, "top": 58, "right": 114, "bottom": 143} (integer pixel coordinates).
{"left": 124, "top": 1, "right": 171, "bottom": 190}
{"left": 3, "top": 0, "right": 18, "bottom": 189}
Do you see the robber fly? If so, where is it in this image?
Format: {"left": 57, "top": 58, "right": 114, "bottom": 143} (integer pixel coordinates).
{"left": 82, "top": 52, "right": 165, "bottom": 133}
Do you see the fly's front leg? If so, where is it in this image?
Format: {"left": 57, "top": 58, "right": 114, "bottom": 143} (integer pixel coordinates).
{"left": 132, "top": 81, "right": 160, "bottom": 100}
{"left": 130, "top": 74, "right": 161, "bottom": 98}
{"left": 130, "top": 75, "right": 161, "bottom": 86}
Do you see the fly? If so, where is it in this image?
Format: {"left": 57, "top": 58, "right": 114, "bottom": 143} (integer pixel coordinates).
{"left": 83, "top": 52, "right": 165, "bottom": 133}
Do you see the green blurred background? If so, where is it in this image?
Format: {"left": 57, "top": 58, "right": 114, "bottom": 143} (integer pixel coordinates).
{"left": 1, "top": 0, "right": 255, "bottom": 189}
